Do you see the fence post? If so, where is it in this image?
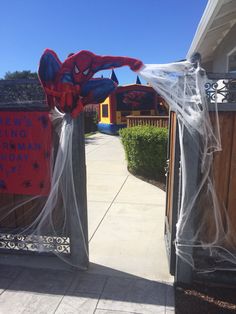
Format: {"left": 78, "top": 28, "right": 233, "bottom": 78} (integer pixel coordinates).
{"left": 175, "top": 52, "right": 201, "bottom": 283}
{"left": 175, "top": 124, "right": 200, "bottom": 284}
{"left": 68, "top": 112, "right": 89, "bottom": 268}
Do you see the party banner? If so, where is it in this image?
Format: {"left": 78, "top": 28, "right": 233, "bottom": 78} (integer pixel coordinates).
{"left": 0, "top": 111, "right": 51, "bottom": 195}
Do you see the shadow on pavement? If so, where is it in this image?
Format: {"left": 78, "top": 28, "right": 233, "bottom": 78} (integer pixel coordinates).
{"left": 0, "top": 262, "right": 174, "bottom": 309}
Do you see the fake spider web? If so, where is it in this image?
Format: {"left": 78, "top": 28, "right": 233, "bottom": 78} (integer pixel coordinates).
{"left": 139, "top": 61, "right": 236, "bottom": 272}
{"left": 0, "top": 60, "right": 236, "bottom": 273}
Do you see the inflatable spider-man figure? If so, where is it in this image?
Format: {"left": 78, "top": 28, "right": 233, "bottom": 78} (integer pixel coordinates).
{"left": 38, "top": 49, "right": 143, "bottom": 118}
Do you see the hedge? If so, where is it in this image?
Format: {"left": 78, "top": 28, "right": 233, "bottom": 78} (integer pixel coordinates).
{"left": 119, "top": 126, "right": 168, "bottom": 183}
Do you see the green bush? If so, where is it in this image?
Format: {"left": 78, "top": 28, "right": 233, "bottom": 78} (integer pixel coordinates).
{"left": 119, "top": 126, "right": 168, "bottom": 182}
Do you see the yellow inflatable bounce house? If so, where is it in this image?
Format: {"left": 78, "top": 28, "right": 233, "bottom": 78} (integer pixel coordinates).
{"left": 98, "top": 71, "right": 166, "bottom": 134}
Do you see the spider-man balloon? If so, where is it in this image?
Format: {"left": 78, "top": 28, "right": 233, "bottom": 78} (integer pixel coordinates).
{"left": 38, "top": 49, "right": 143, "bottom": 118}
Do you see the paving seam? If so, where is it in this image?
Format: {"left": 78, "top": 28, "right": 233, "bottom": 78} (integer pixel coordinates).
{"left": 0, "top": 267, "right": 23, "bottom": 296}
{"left": 94, "top": 275, "right": 143, "bottom": 314}
{"left": 52, "top": 272, "right": 76, "bottom": 314}
{"left": 89, "top": 174, "right": 130, "bottom": 243}
{"left": 93, "top": 275, "right": 109, "bottom": 314}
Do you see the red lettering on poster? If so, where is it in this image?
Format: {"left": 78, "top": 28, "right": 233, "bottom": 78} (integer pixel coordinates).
{"left": 0, "top": 111, "right": 51, "bottom": 195}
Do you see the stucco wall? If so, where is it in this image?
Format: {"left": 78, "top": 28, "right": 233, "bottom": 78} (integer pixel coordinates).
{"left": 212, "top": 23, "right": 236, "bottom": 72}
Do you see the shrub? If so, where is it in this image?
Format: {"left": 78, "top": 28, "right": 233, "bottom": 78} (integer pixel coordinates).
{"left": 119, "top": 126, "right": 168, "bottom": 182}
{"left": 84, "top": 112, "right": 98, "bottom": 133}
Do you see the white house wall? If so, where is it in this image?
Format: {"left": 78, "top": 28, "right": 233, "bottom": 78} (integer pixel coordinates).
{"left": 212, "top": 23, "right": 236, "bottom": 72}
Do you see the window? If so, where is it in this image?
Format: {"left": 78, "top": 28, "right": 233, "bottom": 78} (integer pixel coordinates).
{"left": 102, "top": 104, "right": 108, "bottom": 117}
{"left": 228, "top": 51, "right": 236, "bottom": 72}
{"left": 227, "top": 49, "right": 236, "bottom": 101}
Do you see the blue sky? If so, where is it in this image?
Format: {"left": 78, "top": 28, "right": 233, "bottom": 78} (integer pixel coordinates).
{"left": 0, "top": 0, "right": 207, "bottom": 84}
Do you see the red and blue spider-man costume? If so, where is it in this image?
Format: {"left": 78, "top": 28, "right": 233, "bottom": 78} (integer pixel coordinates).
{"left": 38, "top": 49, "right": 143, "bottom": 118}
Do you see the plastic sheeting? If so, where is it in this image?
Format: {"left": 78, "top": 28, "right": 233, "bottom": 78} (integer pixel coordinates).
{"left": 139, "top": 61, "right": 236, "bottom": 272}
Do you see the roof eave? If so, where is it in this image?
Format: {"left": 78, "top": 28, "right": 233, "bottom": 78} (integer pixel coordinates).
{"left": 186, "top": 0, "right": 222, "bottom": 60}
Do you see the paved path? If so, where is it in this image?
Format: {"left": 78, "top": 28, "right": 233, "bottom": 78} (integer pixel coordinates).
{"left": 86, "top": 133, "right": 173, "bottom": 283}
{"left": 0, "top": 132, "right": 174, "bottom": 314}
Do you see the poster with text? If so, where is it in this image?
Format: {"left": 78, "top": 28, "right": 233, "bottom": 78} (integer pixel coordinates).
{"left": 0, "top": 111, "right": 52, "bottom": 195}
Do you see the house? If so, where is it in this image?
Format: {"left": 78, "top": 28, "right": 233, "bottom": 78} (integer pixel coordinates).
{"left": 187, "top": 0, "right": 236, "bottom": 73}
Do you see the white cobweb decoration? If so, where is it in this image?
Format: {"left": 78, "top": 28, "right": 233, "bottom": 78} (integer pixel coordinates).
{"left": 0, "top": 59, "right": 236, "bottom": 273}
{"left": 0, "top": 104, "right": 88, "bottom": 269}
{"left": 139, "top": 60, "right": 236, "bottom": 271}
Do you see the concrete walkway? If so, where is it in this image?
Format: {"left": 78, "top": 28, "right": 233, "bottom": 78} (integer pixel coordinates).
{"left": 0, "top": 132, "right": 174, "bottom": 314}
{"left": 85, "top": 133, "right": 175, "bottom": 313}
{"left": 86, "top": 133, "right": 173, "bottom": 283}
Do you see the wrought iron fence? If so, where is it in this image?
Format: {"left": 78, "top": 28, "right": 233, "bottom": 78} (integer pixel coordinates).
{"left": 205, "top": 73, "right": 236, "bottom": 103}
